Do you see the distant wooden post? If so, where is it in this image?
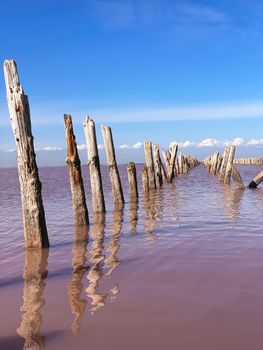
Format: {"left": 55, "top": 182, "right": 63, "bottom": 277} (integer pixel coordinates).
{"left": 127, "top": 162, "right": 138, "bottom": 201}
{"left": 219, "top": 146, "right": 230, "bottom": 181}
{"left": 64, "top": 114, "right": 89, "bottom": 226}
{"left": 101, "top": 125, "right": 124, "bottom": 206}
{"left": 4, "top": 60, "right": 49, "bottom": 248}
{"left": 143, "top": 141, "right": 156, "bottom": 190}
{"left": 142, "top": 165, "right": 149, "bottom": 196}
{"left": 83, "top": 117, "right": 105, "bottom": 213}
{"left": 224, "top": 145, "right": 236, "bottom": 184}
{"left": 153, "top": 144, "right": 163, "bottom": 187}
{"left": 232, "top": 165, "right": 245, "bottom": 190}
{"left": 248, "top": 170, "right": 263, "bottom": 188}
{"left": 167, "top": 145, "right": 178, "bottom": 182}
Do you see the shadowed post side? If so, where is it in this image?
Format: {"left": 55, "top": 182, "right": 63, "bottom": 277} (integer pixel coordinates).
{"left": 64, "top": 114, "right": 89, "bottom": 226}
{"left": 3, "top": 60, "right": 49, "bottom": 248}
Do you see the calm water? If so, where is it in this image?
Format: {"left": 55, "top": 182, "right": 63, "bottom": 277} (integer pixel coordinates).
{"left": 1, "top": 164, "right": 263, "bottom": 350}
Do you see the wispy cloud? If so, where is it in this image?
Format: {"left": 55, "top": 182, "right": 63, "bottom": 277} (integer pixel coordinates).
{"left": 169, "top": 137, "right": 263, "bottom": 148}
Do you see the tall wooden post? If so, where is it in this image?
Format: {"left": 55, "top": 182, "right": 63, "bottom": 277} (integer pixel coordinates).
{"left": 153, "top": 144, "right": 163, "bottom": 187}
{"left": 127, "top": 162, "right": 139, "bottom": 201}
{"left": 64, "top": 114, "right": 89, "bottom": 226}
{"left": 4, "top": 60, "right": 49, "bottom": 248}
{"left": 142, "top": 165, "right": 149, "bottom": 196}
{"left": 219, "top": 146, "right": 230, "bottom": 181}
{"left": 144, "top": 141, "right": 156, "bottom": 190}
{"left": 224, "top": 145, "right": 236, "bottom": 184}
{"left": 232, "top": 165, "right": 245, "bottom": 190}
{"left": 101, "top": 125, "right": 124, "bottom": 207}
{"left": 167, "top": 145, "right": 178, "bottom": 182}
{"left": 83, "top": 117, "right": 105, "bottom": 213}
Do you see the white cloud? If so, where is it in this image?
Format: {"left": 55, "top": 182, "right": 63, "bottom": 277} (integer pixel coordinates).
{"left": 98, "top": 144, "right": 104, "bottom": 150}
{"left": 77, "top": 143, "right": 87, "bottom": 150}
{"left": 246, "top": 138, "right": 263, "bottom": 146}
{"left": 40, "top": 146, "right": 62, "bottom": 152}
{"left": 224, "top": 137, "right": 245, "bottom": 146}
{"left": 119, "top": 144, "right": 130, "bottom": 149}
{"left": 132, "top": 141, "right": 143, "bottom": 149}
{"left": 198, "top": 138, "right": 219, "bottom": 147}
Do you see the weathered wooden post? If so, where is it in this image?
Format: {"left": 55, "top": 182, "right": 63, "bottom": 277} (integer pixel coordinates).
{"left": 167, "top": 145, "right": 178, "bottom": 182}
{"left": 153, "top": 144, "right": 163, "bottom": 187}
{"left": 219, "top": 146, "right": 230, "bottom": 181}
{"left": 162, "top": 150, "right": 170, "bottom": 175}
{"left": 4, "top": 60, "right": 49, "bottom": 248}
{"left": 211, "top": 151, "right": 219, "bottom": 175}
{"left": 127, "top": 162, "right": 139, "bottom": 201}
{"left": 64, "top": 114, "right": 89, "bottom": 226}
{"left": 144, "top": 141, "right": 156, "bottom": 190}
{"left": 142, "top": 165, "right": 149, "bottom": 196}
{"left": 224, "top": 145, "right": 236, "bottom": 184}
{"left": 83, "top": 116, "right": 105, "bottom": 213}
{"left": 101, "top": 125, "right": 124, "bottom": 207}
{"left": 248, "top": 170, "right": 263, "bottom": 188}
{"left": 232, "top": 165, "right": 245, "bottom": 190}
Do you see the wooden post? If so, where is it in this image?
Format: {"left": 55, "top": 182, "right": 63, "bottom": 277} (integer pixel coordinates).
{"left": 153, "top": 144, "right": 163, "bottom": 187}
{"left": 127, "top": 162, "right": 139, "bottom": 201}
{"left": 143, "top": 141, "right": 156, "bottom": 190}
{"left": 83, "top": 116, "right": 105, "bottom": 213}
{"left": 167, "top": 145, "right": 178, "bottom": 182}
{"left": 64, "top": 114, "right": 89, "bottom": 226}
{"left": 248, "top": 170, "right": 263, "bottom": 188}
{"left": 232, "top": 165, "right": 245, "bottom": 190}
{"left": 219, "top": 146, "right": 230, "bottom": 181}
{"left": 224, "top": 145, "right": 236, "bottom": 184}
{"left": 211, "top": 151, "right": 219, "bottom": 175}
{"left": 162, "top": 150, "right": 170, "bottom": 175}
{"left": 142, "top": 165, "right": 149, "bottom": 196}
{"left": 4, "top": 60, "right": 49, "bottom": 248}
{"left": 101, "top": 125, "right": 124, "bottom": 206}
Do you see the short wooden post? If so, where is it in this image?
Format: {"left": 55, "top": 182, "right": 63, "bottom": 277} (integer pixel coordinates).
{"left": 64, "top": 114, "right": 89, "bottom": 226}
{"left": 248, "top": 170, "right": 263, "bottom": 188}
{"left": 153, "top": 144, "right": 163, "bottom": 187}
{"left": 101, "top": 125, "right": 124, "bottom": 206}
{"left": 224, "top": 145, "right": 236, "bottom": 184}
{"left": 4, "top": 60, "right": 49, "bottom": 248}
{"left": 144, "top": 141, "right": 156, "bottom": 190}
{"left": 219, "top": 146, "right": 230, "bottom": 181}
{"left": 167, "top": 145, "right": 178, "bottom": 182}
{"left": 142, "top": 165, "right": 149, "bottom": 196}
{"left": 83, "top": 116, "right": 105, "bottom": 213}
{"left": 232, "top": 165, "right": 245, "bottom": 190}
{"left": 127, "top": 162, "right": 138, "bottom": 201}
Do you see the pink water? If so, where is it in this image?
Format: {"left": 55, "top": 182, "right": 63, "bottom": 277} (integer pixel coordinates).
{"left": 1, "top": 165, "right": 263, "bottom": 350}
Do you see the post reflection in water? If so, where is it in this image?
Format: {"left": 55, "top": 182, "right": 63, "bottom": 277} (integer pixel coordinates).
{"left": 67, "top": 226, "right": 89, "bottom": 335}
{"left": 129, "top": 200, "right": 139, "bottom": 233}
{"left": 86, "top": 213, "right": 107, "bottom": 314}
{"left": 223, "top": 185, "right": 244, "bottom": 221}
{"left": 17, "top": 248, "right": 49, "bottom": 350}
{"left": 142, "top": 190, "right": 160, "bottom": 239}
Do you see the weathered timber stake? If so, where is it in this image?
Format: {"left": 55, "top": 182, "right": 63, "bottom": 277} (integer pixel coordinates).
{"left": 219, "top": 146, "right": 230, "bottom": 181}
{"left": 211, "top": 151, "right": 219, "bottom": 175}
{"left": 4, "top": 60, "right": 49, "bottom": 248}
{"left": 162, "top": 150, "right": 170, "bottom": 175}
{"left": 231, "top": 165, "right": 245, "bottom": 190}
{"left": 224, "top": 145, "right": 236, "bottom": 184}
{"left": 248, "top": 170, "right": 263, "bottom": 188}
{"left": 83, "top": 116, "right": 105, "bottom": 213}
{"left": 142, "top": 165, "right": 149, "bottom": 195}
{"left": 153, "top": 144, "right": 163, "bottom": 187}
{"left": 167, "top": 145, "right": 178, "bottom": 182}
{"left": 64, "top": 114, "right": 89, "bottom": 226}
{"left": 216, "top": 155, "right": 223, "bottom": 174}
{"left": 101, "top": 125, "right": 124, "bottom": 206}
{"left": 144, "top": 141, "right": 156, "bottom": 190}
{"left": 127, "top": 162, "right": 139, "bottom": 201}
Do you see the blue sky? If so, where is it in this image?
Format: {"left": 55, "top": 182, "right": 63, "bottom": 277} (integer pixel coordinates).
{"left": 0, "top": 0, "right": 263, "bottom": 166}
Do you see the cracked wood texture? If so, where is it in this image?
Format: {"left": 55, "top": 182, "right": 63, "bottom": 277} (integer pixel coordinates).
{"left": 64, "top": 114, "right": 89, "bottom": 226}
{"left": 101, "top": 125, "right": 124, "bottom": 207}
{"left": 224, "top": 145, "right": 236, "bottom": 184}
{"left": 219, "top": 146, "right": 230, "bottom": 181}
{"left": 4, "top": 60, "right": 49, "bottom": 248}
{"left": 143, "top": 141, "right": 156, "bottom": 190}
{"left": 83, "top": 117, "right": 105, "bottom": 213}
{"left": 127, "top": 162, "right": 139, "bottom": 201}
{"left": 167, "top": 145, "right": 178, "bottom": 182}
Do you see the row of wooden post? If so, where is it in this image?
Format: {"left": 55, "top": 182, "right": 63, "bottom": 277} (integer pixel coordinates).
{"left": 203, "top": 145, "right": 245, "bottom": 190}
{"left": 3, "top": 59, "right": 199, "bottom": 249}
{"left": 234, "top": 157, "right": 263, "bottom": 166}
